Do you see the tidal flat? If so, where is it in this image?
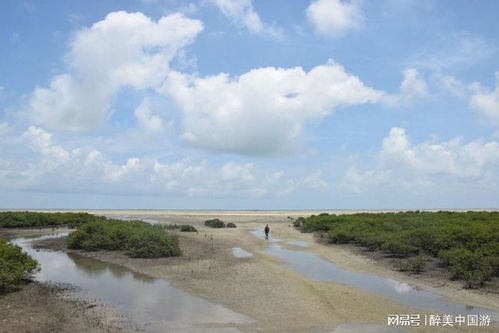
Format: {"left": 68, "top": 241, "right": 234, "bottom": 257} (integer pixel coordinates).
{"left": 1, "top": 210, "right": 499, "bottom": 332}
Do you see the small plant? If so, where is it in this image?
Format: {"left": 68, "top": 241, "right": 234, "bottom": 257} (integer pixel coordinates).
{"left": 180, "top": 225, "right": 197, "bottom": 232}
{"left": 0, "top": 239, "right": 39, "bottom": 292}
{"left": 204, "top": 218, "right": 225, "bottom": 228}
{"left": 164, "top": 224, "right": 197, "bottom": 232}
{"left": 226, "top": 222, "right": 237, "bottom": 228}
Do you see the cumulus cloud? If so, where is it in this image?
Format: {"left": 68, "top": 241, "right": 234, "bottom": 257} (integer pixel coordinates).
{"left": 0, "top": 126, "right": 299, "bottom": 197}
{"left": 384, "top": 68, "right": 428, "bottom": 106}
{"left": 163, "top": 60, "right": 384, "bottom": 155}
{"left": 341, "top": 127, "right": 499, "bottom": 192}
{"left": 134, "top": 97, "right": 165, "bottom": 134}
{"left": 27, "top": 11, "right": 203, "bottom": 131}
{"left": 469, "top": 72, "right": 499, "bottom": 126}
{"left": 435, "top": 73, "right": 467, "bottom": 99}
{"left": 306, "top": 0, "right": 364, "bottom": 39}
{"left": 208, "top": 0, "right": 282, "bottom": 38}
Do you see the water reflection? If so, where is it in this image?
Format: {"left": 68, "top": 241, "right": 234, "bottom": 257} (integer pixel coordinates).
{"left": 252, "top": 229, "right": 498, "bottom": 320}
{"left": 232, "top": 247, "right": 254, "bottom": 258}
{"left": 287, "top": 240, "right": 309, "bottom": 247}
{"left": 67, "top": 252, "right": 155, "bottom": 283}
{"left": 13, "top": 234, "right": 254, "bottom": 332}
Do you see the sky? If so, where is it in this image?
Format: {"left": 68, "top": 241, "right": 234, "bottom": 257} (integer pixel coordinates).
{"left": 1, "top": 0, "right": 499, "bottom": 210}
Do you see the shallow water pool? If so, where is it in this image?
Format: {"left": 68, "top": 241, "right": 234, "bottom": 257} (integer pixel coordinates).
{"left": 12, "top": 234, "right": 254, "bottom": 332}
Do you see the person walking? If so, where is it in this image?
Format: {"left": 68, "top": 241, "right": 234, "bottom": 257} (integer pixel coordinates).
{"left": 264, "top": 224, "right": 270, "bottom": 239}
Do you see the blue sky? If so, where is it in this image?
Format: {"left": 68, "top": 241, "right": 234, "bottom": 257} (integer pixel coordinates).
{"left": 1, "top": 0, "right": 498, "bottom": 209}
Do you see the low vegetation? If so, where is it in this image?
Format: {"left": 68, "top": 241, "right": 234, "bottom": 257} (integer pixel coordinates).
{"left": 203, "top": 219, "right": 237, "bottom": 228}
{"left": 295, "top": 211, "right": 499, "bottom": 288}
{"left": 204, "top": 218, "right": 225, "bottom": 228}
{"left": 393, "top": 257, "right": 426, "bottom": 274}
{"left": 67, "top": 219, "right": 181, "bottom": 258}
{"left": 163, "top": 224, "right": 198, "bottom": 232}
{"left": 0, "top": 211, "right": 106, "bottom": 228}
{"left": 0, "top": 239, "right": 39, "bottom": 292}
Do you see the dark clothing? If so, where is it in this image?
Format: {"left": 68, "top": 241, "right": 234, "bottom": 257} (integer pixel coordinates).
{"left": 264, "top": 226, "right": 269, "bottom": 237}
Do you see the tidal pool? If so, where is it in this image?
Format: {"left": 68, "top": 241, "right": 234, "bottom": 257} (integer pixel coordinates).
{"left": 232, "top": 247, "right": 254, "bottom": 258}
{"left": 251, "top": 229, "right": 499, "bottom": 320}
{"left": 12, "top": 234, "right": 254, "bottom": 332}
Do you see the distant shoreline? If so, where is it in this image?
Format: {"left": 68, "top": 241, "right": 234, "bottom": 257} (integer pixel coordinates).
{"left": 1, "top": 208, "right": 499, "bottom": 216}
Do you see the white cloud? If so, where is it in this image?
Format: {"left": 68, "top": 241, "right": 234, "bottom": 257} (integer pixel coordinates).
{"left": 134, "top": 97, "right": 165, "bottom": 134}
{"left": 163, "top": 60, "right": 384, "bottom": 155}
{"left": 469, "top": 72, "right": 499, "bottom": 126}
{"left": 0, "top": 126, "right": 300, "bottom": 198}
{"left": 26, "top": 11, "right": 203, "bottom": 131}
{"left": 384, "top": 68, "right": 428, "bottom": 106}
{"left": 435, "top": 73, "right": 467, "bottom": 99}
{"left": 208, "top": 0, "right": 282, "bottom": 38}
{"left": 341, "top": 127, "right": 499, "bottom": 192}
{"left": 306, "top": 0, "right": 364, "bottom": 39}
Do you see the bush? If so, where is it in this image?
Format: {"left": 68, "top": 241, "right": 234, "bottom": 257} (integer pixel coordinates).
{"left": 439, "top": 248, "right": 493, "bottom": 288}
{"left": 67, "top": 219, "right": 181, "bottom": 258}
{"left": 180, "top": 225, "right": 197, "bottom": 232}
{"left": 296, "top": 211, "right": 499, "bottom": 287}
{"left": 204, "top": 218, "right": 225, "bottom": 228}
{"left": 164, "top": 224, "right": 197, "bottom": 232}
{"left": 226, "top": 222, "right": 237, "bottom": 228}
{"left": 0, "top": 239, "right": 39, "bottom": 292}
{"left": 394, "top": 257, "right": 426, "bottom": 274}
{"left": 381, "top": 238, "right": 419, "bottom": 258}
{"left": 0, "top": 211, "right": 107, "bottom": 229}
{"left": 127, "top": 230, "right": 181, "bottom": 258}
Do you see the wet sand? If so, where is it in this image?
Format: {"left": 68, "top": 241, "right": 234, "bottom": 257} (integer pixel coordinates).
{"left": 31, "top": 210, "right": 498, "bottom": 333}
{"left": 0, "top": 282, "right": 128, "bottom": 333}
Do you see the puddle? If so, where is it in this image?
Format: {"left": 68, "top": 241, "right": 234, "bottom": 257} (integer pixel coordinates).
{"left": 251, "top": 229, "right": 281, "bottom": 242}
{"left": 252, "top": 229, "right": 499, "bottom": 320}
{"left": 232, "top": 247, "right": 254, "bottom": 258}
{"left": 12, "top": 234, "right": 254, "bottom": 332}
{"left": 287, "top": 240, "right": 309, "bottom": 247}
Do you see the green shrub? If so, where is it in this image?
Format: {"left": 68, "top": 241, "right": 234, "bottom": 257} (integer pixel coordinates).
{"left": 180, "top": 225, "right": 197, "bottom": 232}
{"left": 393, "top": 257, "right": 426, "bottom": 273}
{"left": 67, "top": 219, "right": 181, "bottom": 259}
{"left": 438, "top": 248, "right": 493, "bottom": 288}
{"left": 0, "top": 211, "right": 105, "bottom": 228}
{"left": 204, "top": 218, "right": 225, "bottom": 228}
{"left": 296, "top": 211, "right": 499, "bottom": 287}
{"left": 164, "top": 224, "right": 197, "bottom": 232}
{"left": 0, "top": 239, "right": 39, "bottom": 292}
{"left": 127, "top": 230, "right": 181, "bottom": 258}
{"left": 226, "top": 222, "right": 237, "bottom": 228}
{"left": 381, "top": 238, "right": 419, "bottom": 258}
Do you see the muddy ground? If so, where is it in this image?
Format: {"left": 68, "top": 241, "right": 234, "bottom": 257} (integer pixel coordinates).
{"left": 0, "top": 282, "right": 128, "bottom": 333}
